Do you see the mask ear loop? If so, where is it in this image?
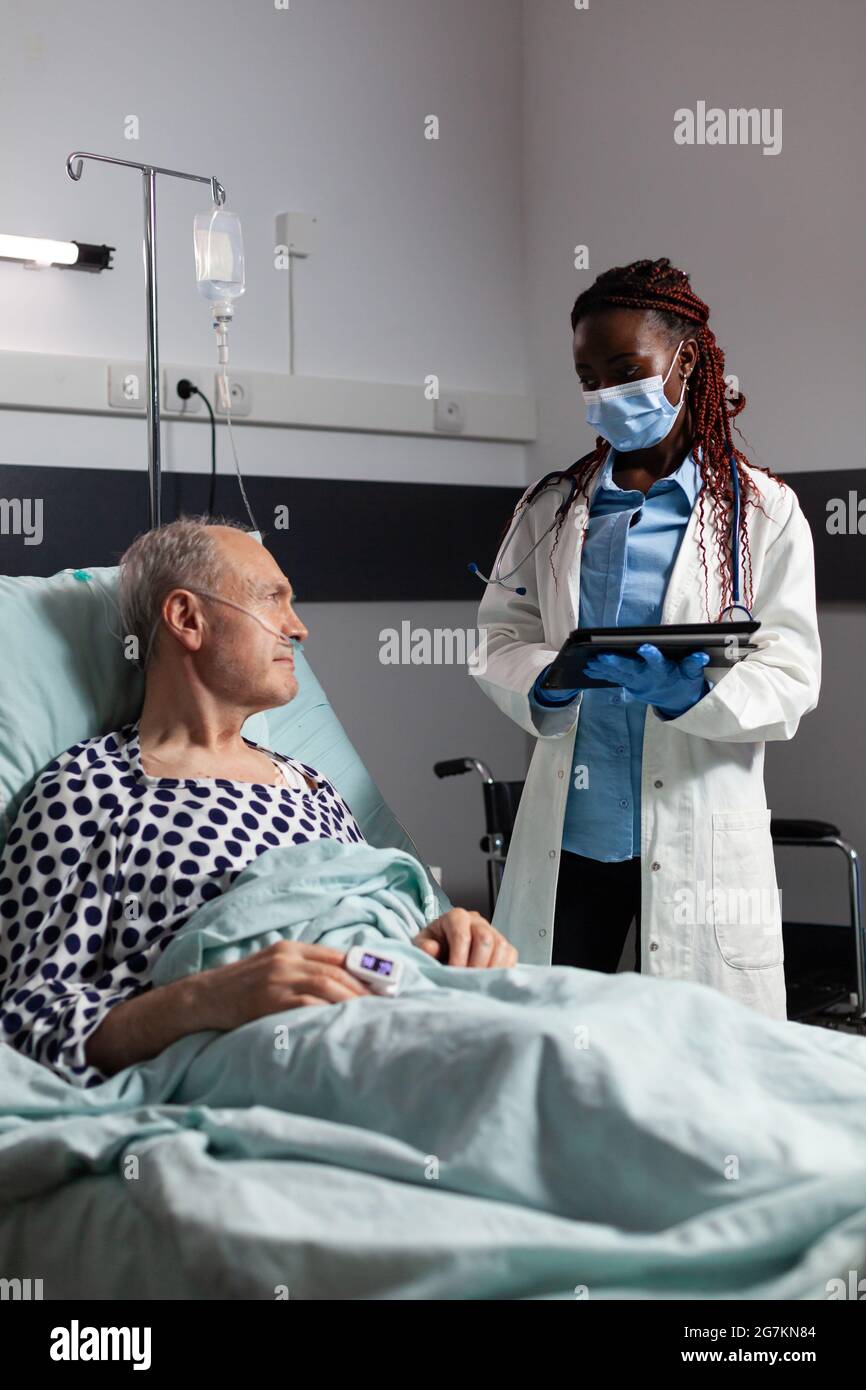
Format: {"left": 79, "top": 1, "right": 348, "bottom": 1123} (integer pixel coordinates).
{"left": 662, "top": 340, "right": 688, "bottom": 407}
{"left": 662, "top": 340, "right": 684, "bottom": 383}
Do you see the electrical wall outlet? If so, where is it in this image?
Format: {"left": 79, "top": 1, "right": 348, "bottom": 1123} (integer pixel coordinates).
{"left": 107, "top": 362, "right": 146, "bottom": 409}
{"left": 163, "top": 368, "right": 205, "bottom": 414}
{"left": 213, "top": 372, "right": 253, "bottom": 416}
{"left": 433, "top": 395, "right": 466, "bottom": 434}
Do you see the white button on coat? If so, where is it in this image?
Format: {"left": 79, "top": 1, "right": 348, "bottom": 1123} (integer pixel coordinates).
{"left": 469, "top": 460, "right": 821, "bottom": 1020}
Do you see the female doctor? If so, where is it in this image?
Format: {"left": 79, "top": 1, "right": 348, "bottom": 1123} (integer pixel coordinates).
{"left": 470, "top": 257, "right": 821, "bottom": 1019}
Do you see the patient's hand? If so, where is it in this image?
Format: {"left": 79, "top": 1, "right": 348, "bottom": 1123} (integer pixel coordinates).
{"left": 413, "top": 909, "right": 518, "bottom": 968}
{"left": 86, "top": 941, "right": 375, "bottom": 1077}
{"left": 196, "top": 940, "right": 376, "bottom": 1031}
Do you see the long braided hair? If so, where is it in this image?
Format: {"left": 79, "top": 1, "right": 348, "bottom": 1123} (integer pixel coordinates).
{"left": 516, "top": 257, "right": 784, "bottom": 619}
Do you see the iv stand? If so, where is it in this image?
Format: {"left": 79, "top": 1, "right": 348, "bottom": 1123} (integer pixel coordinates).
{"left": 66, "top": 152, "right": 227, "bottom": 529}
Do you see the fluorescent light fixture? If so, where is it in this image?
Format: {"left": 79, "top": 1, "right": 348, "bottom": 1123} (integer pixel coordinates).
{"left": 0, "top": 233, "right": 78, "bottom": 266}
{"left": 0, "top": 233, "right": 113, "bottom": 272}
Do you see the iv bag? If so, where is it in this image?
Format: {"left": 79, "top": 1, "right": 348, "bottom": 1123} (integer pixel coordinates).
{"left": 194, "top": 208, "right": 245, "bottom": 304}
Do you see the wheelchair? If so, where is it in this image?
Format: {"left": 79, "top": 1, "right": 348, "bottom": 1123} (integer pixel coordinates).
{"left": 434, "top": 756, "right": 865, "bottom": 1033}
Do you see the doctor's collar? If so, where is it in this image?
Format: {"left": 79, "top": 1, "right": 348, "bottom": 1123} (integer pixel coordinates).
{"left": 601, "top": 447, "right": 701, "bottom": 502}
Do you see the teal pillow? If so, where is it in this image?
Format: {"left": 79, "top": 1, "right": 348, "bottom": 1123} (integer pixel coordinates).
{"left": 0, "top": 566, "right": 449, "bottom": 914}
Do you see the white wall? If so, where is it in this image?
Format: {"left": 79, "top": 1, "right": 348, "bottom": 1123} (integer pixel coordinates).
{"left": 521, "top": 0, "right": 864, "bottom": 480}
{"left": 520, "top": 0, "right": 866, "bottom": 924}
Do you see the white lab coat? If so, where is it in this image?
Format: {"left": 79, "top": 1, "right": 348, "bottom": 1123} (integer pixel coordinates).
{"left": 470, "top": 458, "right": 821, "bottom": 1019}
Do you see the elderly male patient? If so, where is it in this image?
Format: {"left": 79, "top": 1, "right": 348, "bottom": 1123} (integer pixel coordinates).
{"left": 0, "top": 519, "right": 516, "bottom": 1088}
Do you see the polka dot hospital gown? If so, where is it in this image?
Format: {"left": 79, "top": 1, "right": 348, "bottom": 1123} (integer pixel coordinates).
{"left": 0, "top": 721, "right": 366, "bottom": 1088}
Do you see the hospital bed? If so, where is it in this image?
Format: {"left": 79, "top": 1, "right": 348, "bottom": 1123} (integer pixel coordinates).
{"left": 434, "top": 756, "right": 866, "bottom": 1030}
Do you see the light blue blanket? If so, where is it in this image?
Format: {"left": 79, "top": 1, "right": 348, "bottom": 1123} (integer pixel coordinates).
{"left": 1, "top": 839, "right": 865, "bottom": 1300}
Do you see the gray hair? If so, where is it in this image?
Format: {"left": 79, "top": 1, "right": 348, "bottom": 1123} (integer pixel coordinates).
{"left": 118, "top": 514, "right": 252, "bottom": 670}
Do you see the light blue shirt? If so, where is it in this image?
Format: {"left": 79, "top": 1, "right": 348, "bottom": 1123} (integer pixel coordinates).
{"left": 530, "top": 449, "right": 703, "bottom": 862}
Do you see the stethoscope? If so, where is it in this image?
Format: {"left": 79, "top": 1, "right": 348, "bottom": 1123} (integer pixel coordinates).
{"left": 468, "top": 442, "right": 752, "bottom": 620}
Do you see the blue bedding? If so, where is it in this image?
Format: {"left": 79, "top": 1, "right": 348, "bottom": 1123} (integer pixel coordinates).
{"left": 1, "top": 839, "right": 865, "bottom": 1300}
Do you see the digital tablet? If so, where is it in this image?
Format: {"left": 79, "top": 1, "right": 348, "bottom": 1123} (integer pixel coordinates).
{"left": 540, "top": 621, "right": 761, "bottom": 692}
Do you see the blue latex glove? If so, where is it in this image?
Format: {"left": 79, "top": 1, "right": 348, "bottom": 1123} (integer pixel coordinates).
{"left": 583, "top": 643, "right": 711, "bottom": 718}
{"left": 531, "top": 664, "right": 582, "bottom": 707}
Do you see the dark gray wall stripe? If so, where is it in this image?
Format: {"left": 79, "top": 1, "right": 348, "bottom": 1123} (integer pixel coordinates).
{"left": 0, "top": 464, "right": 863, "bottom": 601}
{"left": 777, "top": 470, "right": 865, "bottom": 602}
{"left": 0, "top": 465, "right": 523, "bottom": 601}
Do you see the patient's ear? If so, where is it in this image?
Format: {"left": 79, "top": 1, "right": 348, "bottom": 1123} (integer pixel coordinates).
{"left": 163, "top": 589, "right": 207, "bottom": 653}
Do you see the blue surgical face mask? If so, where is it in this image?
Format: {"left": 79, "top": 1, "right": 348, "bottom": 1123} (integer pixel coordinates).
{"left": 581, "top": 340, "right": 686, "bottom": 451}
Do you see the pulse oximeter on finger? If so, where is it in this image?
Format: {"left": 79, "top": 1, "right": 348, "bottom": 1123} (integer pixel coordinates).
{"left": 344, "top": 945, "right": 405, "bottom": 997}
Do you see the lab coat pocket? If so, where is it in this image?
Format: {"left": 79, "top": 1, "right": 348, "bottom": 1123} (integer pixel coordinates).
{"left": 711, "top": 809, "right": 783, "bottom": 970}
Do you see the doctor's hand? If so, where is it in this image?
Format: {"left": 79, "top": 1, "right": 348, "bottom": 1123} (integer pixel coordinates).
{"left": 583, "top": 643, "right": 711, "bottom": 718}
{"left": 413, "top": 909, "right": 519, "bottom": 968}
